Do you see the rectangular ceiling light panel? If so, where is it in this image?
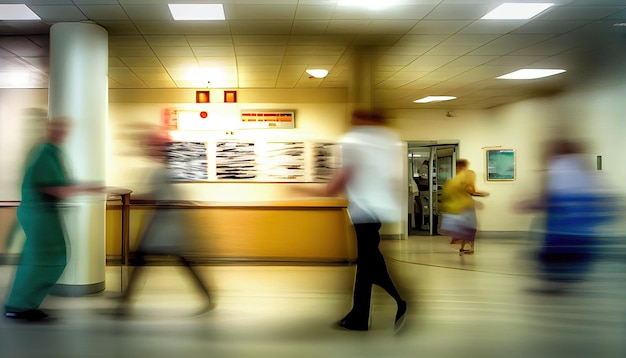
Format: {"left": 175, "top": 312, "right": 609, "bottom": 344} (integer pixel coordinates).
{"left": 497, "top": 69, "right": 566, "bottom": 79}
{"left": 0, "top": 4, "right": 40, "bottom": 20}
{"left": 168, "top": 4, "right": 225, "bottom": 20}
{"left": 413, "top": 96, "right": 457, "bottom": 103}
{"left": 482, "top": 3, "right": 554, "bottom": 20}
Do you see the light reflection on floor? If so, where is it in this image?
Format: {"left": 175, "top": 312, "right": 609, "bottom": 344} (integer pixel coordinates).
{"left": 1, "top": 236, "right": 625, "bottom": 358}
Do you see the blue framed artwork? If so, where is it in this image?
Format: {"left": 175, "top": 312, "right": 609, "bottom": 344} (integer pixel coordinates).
{"left": 486, "top": 148, "right": 515, "bottom": 181}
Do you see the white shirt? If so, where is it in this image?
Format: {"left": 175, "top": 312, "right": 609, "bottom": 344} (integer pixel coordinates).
{"left": 340, "top": 126, "right": 402, "bottom": 224}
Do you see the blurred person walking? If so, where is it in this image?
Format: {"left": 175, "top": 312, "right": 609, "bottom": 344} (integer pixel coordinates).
{"left": 517, "top": 139, "right": 614, "bottom": 288}
{"left": 4, "top": 117, "right": 102, "bottom": 321}
{"left": 440, "top": 159, "right": 488, "bottom": 256}
{"left": 115, "top": 128, "right": 212, "bottom": 316}
{"left": 297, "top": 109, "right": 407, "bottom": 332}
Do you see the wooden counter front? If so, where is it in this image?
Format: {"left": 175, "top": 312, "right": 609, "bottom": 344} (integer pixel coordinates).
{"left": 106, "top": 199, "right": 357, "bottom": 264}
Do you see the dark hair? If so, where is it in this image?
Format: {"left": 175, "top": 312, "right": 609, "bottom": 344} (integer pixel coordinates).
{"left": 352, "top": 109, "right": 387, "bottom": 125}
{"left": 456, "top": 159, "right": 469, "bottom": 168}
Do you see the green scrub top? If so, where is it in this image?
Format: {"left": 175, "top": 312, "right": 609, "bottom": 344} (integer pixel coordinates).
{"left": 17, "top": 143, "right": 69, "bottom": 266}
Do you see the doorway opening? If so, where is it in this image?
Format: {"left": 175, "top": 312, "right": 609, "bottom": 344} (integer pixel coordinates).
{"left": 407, "top": 141, "right": 459, "bottom": 236}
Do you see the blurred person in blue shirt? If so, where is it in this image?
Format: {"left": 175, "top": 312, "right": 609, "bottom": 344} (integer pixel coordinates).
{"left": 518, "top": 138, "right": 615, "bottom": 289}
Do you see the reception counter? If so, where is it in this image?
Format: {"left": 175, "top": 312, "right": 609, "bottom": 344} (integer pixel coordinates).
{"left": 1, "top": 199, "right": 356, "bottom": 264}
{"left": 105, "top": 198, "right": 357, "bottom": 264}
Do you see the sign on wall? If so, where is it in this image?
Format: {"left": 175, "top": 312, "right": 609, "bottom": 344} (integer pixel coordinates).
{"left": 240, "top": 111, "right": 295, "bottom": 129}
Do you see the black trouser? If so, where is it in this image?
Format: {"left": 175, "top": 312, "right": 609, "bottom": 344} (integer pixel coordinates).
{"left": 345, "top": 223, "right": 402, "bottom": 324}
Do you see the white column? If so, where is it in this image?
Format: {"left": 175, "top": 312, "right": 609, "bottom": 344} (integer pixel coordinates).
{"left": 48, "top": 22, "right": 108, "bottom": 296}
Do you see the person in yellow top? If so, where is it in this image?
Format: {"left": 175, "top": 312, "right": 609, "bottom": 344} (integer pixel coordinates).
{"left": 440, "top": 159, "right": 488, "bottom": 256}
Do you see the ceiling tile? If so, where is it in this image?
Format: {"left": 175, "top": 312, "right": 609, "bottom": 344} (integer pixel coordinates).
{"left": 294, "top": 5, "right": 335, "bottom": 20}
{"left": 196, "top": 57, "right": 237, "bottom": 67}
{"left": 232, "top": 35, "right": 289, "bottom": 46}
{"left": 509, "top": 36, "right": 578, "bottom": 56}
{"left": 109, "top": 46, "right": 154, "bottom": 57}
{"left": 77, "top": 5, "right": 128, "bottom": 20}
{"left": 236, "top": 56, "right": 283, "bottom": 65}
{"left": 235, "top": 46, "right": 286, "bottom": 56}
{"left": 326, "top": 20, "right": 371, "bottom": 34}
{"left": 425, "top": 43, "right": 483, "bottom": 56}
{"left": 134, "top": 72, "right": 171, "bottom": 81}
{"left": 159, "top": 57, "right": 198, "bottom": 68}
{"left": 26, "top": 35, "right": 49, "bottom": 48}
{"left": 152, "top": 46, "right": 193, "bottom": 57}
{"left": 512, "top": 20, "right": 588, "bottom": 34}
{"left": 486, "top": 56, "right": 547, "bottom": 67}
{"left": 409, "top": 20, "right": 472, "bottom": 34}
{"left": 291, "top": 20, "right": 329, "bottom": 35}
{"left": 192, "top": 47, "right": 235, "bottom": 57}
{"left": 468, "top": 34, "right": 555, "bottom": 56}
{"left": 121, "top": 4, "right": 172, "bottom": 20}
{"left": 540, "top": 6, "right": 625, "bottom": 20}
{"left": 229, "top": 21, "right": 293, "bottom": 35}
{"left": 109, "top": 57, "right": 125, "bottom": 67}
{"left": 282, "top": 55, "right": 340, "bottom": 66}
{"left": 351, "top": 34, "right": 403, "bottom": 46}
{"left": 30, "top": 5, "right": 88, "bottom": 22}
{"left": 143, "top": 79, "right": 176, "bottom": 88}
{"left": 144, "top": 35, "right": 188, "bottom": 47}
{"left": 224, "top": 5, "right": 297, "bottom": 20}
{"left": 395, "top": 34, "right": 450, "bottom": 47}
{"left": 363, "top": 20, "right": 419, "bottom": 34}
{"left": 74, "top": 0, "right": 121, "bottom": 4}
{"left": 97, "top": 21, "right": 141, "bottom": 35}
{"left": 288, "top": 35, "right": 354, "bottom": 46}
{"left": 120, "top": 57, "right": 162, "bottom": 67}
{"left": 134, "top": 21, "right": 230, "bottom": 35}
{"left": 109, "top": 36, "right": 148, "bottom": 47}
{"left": 424, "top": 4, "right": 494, "bottom": 20}
{"left": 445, "top": 55, "right": 498, "bottom": 66}
{"left": 379, "top": 55, "right": 417, "bottom": 66}
{"left": 458, "top": 20, "right": 527, "bottom": 35}
{"left": 0, "top": 22, "right": 51, "bottom": 36}
{"left": 186, "top": 36, "right": 233, "bottom": 47}
{"left": 239, "top": 79, "right": 276, "bottom": 88}
{"left": 0, "top": 37, "right": 46, "bottom": 56}
{"left": 238, "top": 72, "right": 279, "bottom": 81}
{"left": 404, "top": 55, "right": 459, "bottom": 71}
{"left": 385, "top": 46, "right": 432, "bottom": 56}
{"left": 285, "top": 46, "right": 345, "bottom": 56}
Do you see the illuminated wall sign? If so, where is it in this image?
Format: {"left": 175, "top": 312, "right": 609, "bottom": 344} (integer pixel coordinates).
{"left": 240, "top": 111, "right": 295, "bottom": 129}
{"left": 196, "top": 91, "right": 210, "bottom": 103}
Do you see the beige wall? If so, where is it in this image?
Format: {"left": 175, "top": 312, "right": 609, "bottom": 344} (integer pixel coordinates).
{"left": 1, "top": 79, "right": 624, "bottom": 233}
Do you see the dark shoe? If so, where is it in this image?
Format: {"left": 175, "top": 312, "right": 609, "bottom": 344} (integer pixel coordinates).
{"left": 337, "top": 316, "right": 369, "bottom": 331}
{"left": 5, "top": 309, "right": 49, "bottom": 321}
{"left": 394, "top": 301, "right": 407, "bottom": 333}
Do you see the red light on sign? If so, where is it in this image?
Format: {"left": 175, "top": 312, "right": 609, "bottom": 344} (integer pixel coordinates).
{"left": 199, "top": 111, "right": 208, "bottom": 119}
{"left": 196, "top": 91, "right": 210, "bottom": 103}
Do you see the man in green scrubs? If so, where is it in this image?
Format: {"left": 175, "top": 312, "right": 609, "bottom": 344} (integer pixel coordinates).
{"left": 4, "top": 118, "right": 97, "bottom": 321}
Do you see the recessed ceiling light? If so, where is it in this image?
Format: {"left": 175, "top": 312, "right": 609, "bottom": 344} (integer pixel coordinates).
{"left": 413, "top": 96, "right": 457, "bottom": 103}
{"left": 497, "top": 69, "right": 566, "bottom": 80}
{"left": 338, "top": 0, "right": 397, "bottom": 10}
{"left": 482, "top": 3, "right": 553, "bottom": 20}
{"left": 168, "top": 4, "right": 225, "bottom": 21}
{"left": 306, "top": 69, "right": 328, "bottom": 78}
{"left": 0, "top": 4, "right": 40, "bottom": 20}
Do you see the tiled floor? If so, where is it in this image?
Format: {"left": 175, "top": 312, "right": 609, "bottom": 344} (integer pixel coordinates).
{"left": 1, "top": 236, "right": 625, "bottom": 358}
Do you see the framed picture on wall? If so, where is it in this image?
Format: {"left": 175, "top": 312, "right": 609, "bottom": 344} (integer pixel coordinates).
{"left": 486, "top": 148, "right": 515, "bottom": 181}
